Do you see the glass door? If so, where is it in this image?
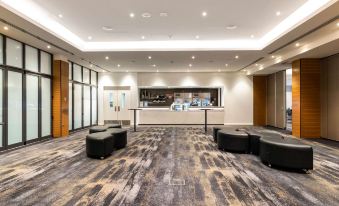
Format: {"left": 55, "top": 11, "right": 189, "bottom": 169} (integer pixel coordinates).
{"left": 0, "top": 69, "right": 3, "bottom": 148}
{"left": 117, "top": 90, "right": 131, "bottom": 123}
{"left": 103, "top": 90, "right": 119, "bottom": 123}
{"left": 26, "top": 74, "right": 39, "bottom": 141}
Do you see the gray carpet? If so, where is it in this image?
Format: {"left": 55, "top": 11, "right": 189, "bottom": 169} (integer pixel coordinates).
{"left": 0, "top": 127, "right": 338, "bottom": 206}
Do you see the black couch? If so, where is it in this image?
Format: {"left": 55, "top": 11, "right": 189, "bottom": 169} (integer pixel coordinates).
{"left": 89, "top": 124, "right": 121, "bottom": 134}
{"left": 217, "top": 130, "right": 249, "bottom": 153}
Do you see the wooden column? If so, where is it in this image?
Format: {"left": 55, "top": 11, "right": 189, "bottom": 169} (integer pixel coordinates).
{"left": 292, "top": 59, "right": 320, "bottom": 138}
{"left": 253, "top": 76, "right": 267, "bottom": 126}
{"left": 52, "top": 60, "right": 69, "bottom": 138}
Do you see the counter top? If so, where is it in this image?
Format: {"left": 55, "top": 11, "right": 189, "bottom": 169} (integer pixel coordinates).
{"left": 137, "top": 107, "right": 224, "bottom": 112}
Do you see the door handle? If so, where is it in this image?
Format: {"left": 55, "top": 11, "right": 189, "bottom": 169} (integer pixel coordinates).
{"left": 114, "top": 106, "right": 117, "bottom": 112}
{"left": 118, "top": 106, "right": 120, "bottom": 112}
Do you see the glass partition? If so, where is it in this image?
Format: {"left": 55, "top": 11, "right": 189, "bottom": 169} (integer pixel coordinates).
{"left": 0, "top": 35, "right": 3, "bottom": 65}
{"left": 83, "top": 85, "right": 91, "bottom": 127}
{"left": 83, "top": 68, "right": 90, "bottom": 84}
{"left": 73, "top": 64, "right": 82, "bottom": 82}
{"left": 40, "top": 51, "right": 51, "bottom": 75}
{"left": 41, "top": 78, "right": 51, "bottom": 137}
{"left": 26, "top": 75, "right": 39, "bottom": 140}
{"left": 91, "top": 70, "right": 97, "bottom": 85}
{"left": 8, "top": 71, "right": 22, "bottom": 145}
{"left": 6, "top": 38, "right": 23, "bottom": 68}
{"left": 25, "top": 45, "right": 38, "bottom": 72}
{"left": 74, "top": 84, "right": 82, "bottom": 129}
{"left": 0, "top": 70, "right": 2, "bottom": 147}
{"left": 92, "top": 87, "right": 97, "bottom": 125}
{"left": 69, "top": 83, "right": 73, "bottom": 130}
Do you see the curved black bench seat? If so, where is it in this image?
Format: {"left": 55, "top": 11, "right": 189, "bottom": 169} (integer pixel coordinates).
{"left": 108, "top": 128, "right": 128, "bottom": 149}
{"left": 260, "top": 136, "right": 313, "bottom": 170}
{"left": 89, "top": 126, "right": 109, "bottom": 134}
{"left": 246, "top": 130, "right": 263, "bottom": 155}
{"left": 213, "top": 126, "right": 225, "bottom": 142}
{"left": 217, "top": 130, "right": 249, "bottom": 153}
{"left": 86, "top": 132, "right": 114, "bottom": 159}
{"left": 106, "top": 124, "right": 122, "bottom": 129}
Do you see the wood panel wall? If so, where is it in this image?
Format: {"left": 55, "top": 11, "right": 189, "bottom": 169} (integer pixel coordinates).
{"left": 292, "top": 59, "right": 320, "bottom": 138}
{"left": 267, "top": 74, "right": 276, "bottom": 126}
{"left": 253, "top": 76, "right": 267, "bottom": 126}
{"left": 52, "top": 60, "right": 69, "bottom": 138}
{"left": 275, "top": 71, "right": 286, "bottom": 129}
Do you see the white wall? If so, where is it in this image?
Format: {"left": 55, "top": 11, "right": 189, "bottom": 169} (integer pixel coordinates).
{"left": 98, "top": 72, "right": 253, "bottom": 125}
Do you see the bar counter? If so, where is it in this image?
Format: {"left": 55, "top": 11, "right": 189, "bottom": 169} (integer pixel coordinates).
{"left": 138, "top": 107, "right": 224, "bottom": 125}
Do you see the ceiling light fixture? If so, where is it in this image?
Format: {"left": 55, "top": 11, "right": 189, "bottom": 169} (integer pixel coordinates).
{"left": 148, "top": 56, "right": 152, "bottom": 59}
{"left": 157, "top": 69, "right": 159, "bottom": 72}
{"left": 160, "top": 12, "right": 168, "bottom": 17}
{"left": 3, "top": 26, "right": 9, "bottom": 30}
{"left": 235, "top": 55, "right": 239, "bottom": 59}
{"left": 218, "top": 69, "right": 221, "bottom": 72}
{"left": 129, "top": 13, "right": 135, "bottom": 18}
{"left": 295, "top": 42, "right": 300, "bottom": 47}
{"left": 105, "top": 56, "right": 109, "bottom": 60}
{"left": 142, "top": 13, "right": 152, "bottom": 18}
{"left": 117, "top": 64, "right": 121, "bottom": 67}
{"left": 152, "top": 64, "right": 156, "bottom": 67}
{"left": 141, "top": 36, "right": 146, "bottom": 40}
{"left": 126, "top": 70, "right": 128, "bottom": 72}
{"left": 58, "top": 14, "right": 63, "bottom": 18}
{"left": 255, "top": 63, "right": 258, "bottom": 66}
{"left": 90, "top": 64, "right": 93, "bottom": 68}
{"left": 226, "top": 25, "right": 237, "bottom": 30}
{"left": 225, "top": 64, "right": 228, "bottom": 67}
{"left": 47, "top": 45, "right": 51, "bottom": 49}
{"left": 271, "top": 55, "right": 275, "bottom": 58}
{"left": 276, "top": 11, "right": 281, "bottom": 16}
{"left": 102, "top": 26, "right": 113, "bottom": 31}
{"left": 192, "top": 56, "right": 195, "bottom": 59}
{"left": 88, "top": 36, "right": 92, "bottom": 40}
{"left": 189, "top": 64, "right": 192, "bottom": 67}
{"left": 202, "top": 11, "right": 207, "bottom": 17}
{"left": 195, "top": 35, "right": 200, "bottom": 39}
{"left": 337, "top": 22, "right": 339, "bottom": 27}
{"left": 250, "top": 35, "right": 255, "bottom": 38}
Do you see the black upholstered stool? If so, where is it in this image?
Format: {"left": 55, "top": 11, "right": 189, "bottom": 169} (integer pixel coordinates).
{"left": 260, "top": 136, "right": 313, "bottom": 170}
{"left": 246, "top": 130, "right": 262, "bottom": 155}
{"left": 89, "top": 125, "right": 108, "bottom": 134}
{"left": 217, "top": 130, "right": 249, "bottom": 153}
{"left": 110, "top": 129, "right": 128, "bottom": 149}
{"left": 213, "top": 126, "right": 225, "bottom": 142}
{"left": 86, "top": 132, "right": 114, "bottom": 159}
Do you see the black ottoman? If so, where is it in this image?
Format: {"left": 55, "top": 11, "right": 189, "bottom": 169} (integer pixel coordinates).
{"left": 89, "top": 125, "right": 108, "bottom": 134}
{"left": 246, "top": 130, "right": 263, "bottom": 155}
{"left": 213, "top": 126, "right": 225, "bottom": 142}
{"left": 217, "top": 130, "right": 249, "bottom": 153}
{"left": 86, "top": 132, "right": 114, "bottom": 159}
{"left": 110, "top": 129, "right": 127, "bottom": 149}
{"left": 260, "top": 136, "right": 313, "bottom": 170}
{"left": 106, "top": 124, "right": 122, "bottom": 129}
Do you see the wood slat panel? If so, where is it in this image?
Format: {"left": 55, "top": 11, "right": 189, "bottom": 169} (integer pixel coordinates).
{"left": 292, "top": 60, "right": 301, "bottom": 137}
{"left": 253, "top": 76, "right": 267, "bottom": 126}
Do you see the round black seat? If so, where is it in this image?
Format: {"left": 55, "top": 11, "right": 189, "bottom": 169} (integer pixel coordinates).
{"left": 260, "top": 136, "right": 313, "bottom": 170}
{"left": 109, "top": 128, "right": 127, "bottom": 149}
{"left": 246, "top": 130, "right": 263, "bottom": 155}
{"left": 106, "top": 124, "right": 122, "bottom": 129}
{"left": 89, "top": 126, "right": 108, "bottom": 134}
{"left": 213, "top": 126, "right": 225, "bottom": 142}
{"left": 217, "top": 130, "right": 249, "bottom": 153}
{"left": 86, "top": 132, "right": 114, "bottom": 159}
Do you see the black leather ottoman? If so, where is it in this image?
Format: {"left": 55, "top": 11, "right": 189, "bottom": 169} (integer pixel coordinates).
{"left": 217, "top": 130, "right": 249, "bottom": 153}
{"left": 89, "top": 125, "right": 108, "bottom": 134}
{"left": 86, "top": 132, "right": 114, "bottom": 159}
{"left": 106, "top": 124, "right": 122, "bottom": 129}
{"left": 110, "top": 129, "right": 127, "bottom": 149}
{"left": 260, "top": 136, "right": 313, "bottom": 170}
{"left": 213, "top": 126, "right": 225, "bottom": 142}
{"left": 246, "top": 130, "right": 263, "bottom": 155}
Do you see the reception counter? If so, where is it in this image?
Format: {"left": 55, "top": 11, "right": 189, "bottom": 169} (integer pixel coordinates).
{"left": 138, "top": 107, "right": 224, "bottom": 125}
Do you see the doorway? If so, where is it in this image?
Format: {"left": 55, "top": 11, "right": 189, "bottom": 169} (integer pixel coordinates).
{"left": 286, "top": 68, "right": 292, "bottom": 131}
{"left": 103, "top": 86, "right": 131, "bottom": 125}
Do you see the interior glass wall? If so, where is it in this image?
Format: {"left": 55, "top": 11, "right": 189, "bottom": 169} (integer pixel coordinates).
{"left": 68, "top": 62, "right": 98, "bottom": 131}
{"left": 0, "top": 33, "right": 52, "bottom": 151}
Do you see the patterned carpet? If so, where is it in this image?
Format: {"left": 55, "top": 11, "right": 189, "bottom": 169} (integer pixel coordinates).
{"left": 0, "top": 127, "right": 338, "bottom": 206}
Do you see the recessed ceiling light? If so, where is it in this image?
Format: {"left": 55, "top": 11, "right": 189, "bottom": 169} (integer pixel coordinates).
{"left": 250, "top": 35, "right": 255, "bottom": 38}
{"left": 3, "top": 26, "right": 9, "bottom": 30}
{"left": 225, "top": 64, "right": 228, "bottom": 67}
{"left": 218, "top": 69, "right": 221, "bottom": 72}
{"left": 105, "top": 56, "right": 109, "bottom": 60}
{"left": 157, "top": 69, "right": 159, "bottom": 72}
{"left": 148, "top": 56, "right": 152, "bottom": 59}
{"left": 90, "top": 64, "right": 93, "bottom": 67}
{"left": 189, "top": 64, "right": 192, "bottom": 67}
{"left": 259, "top": 67, "right": 264, "bottom": 71}
{"left": 126, "top": 70, "right": 128, "bottom": 72}
{"left": 337, "top": 22, "right": 339, "bottom": 27}
{"left": 141, "top": 36, "right": 146, "bottom": 40}
{"left": 295, "top": 42, "right": 300, "bottom": 47}
{"left": 88, "top": 36, "right": 92, "bottom": 40}
{"left": 195, "top": 35, "right": 200, "bottom": 39}
{"left": 129, "top": 13, "right": 135, "bottom": 18}
{"left": 271, "top": 55, "right": 275, "bottom": 58}
{"left": 117, "top": 64, "right": 121, "bottom": 67}
{"left": 255, "top": 64, "right": 258, "bottom": 66}
{"left": 152, "top": 64, "right": 156, "bottom": 67}
{"left": 276, "top": 11, "right": 281, "bottom": 16}
{"left": 192, "top": 56, "right": 195, "bottom": 59}
{"left": 58, "top": 14, "right": 63, "bottom": 18}
{"left": 102, "top": 69, "right": 106, "bottom": 72}
{"left": 187, "top": 69, "right": 190, "bottom": 72}
{"left": 102, "top": 26, "right": 113, "bottom": 31}
{"left": 235, "top": 55, "right": 239, "bottom": 59}
{"left": 160, "top": 12, "right": 168, "bottom": 17}
{"left": 47, "top": 45, "right": 51, "bottom": 49}
{"left": 142, "top": 12, "right": 152, "bottom": 18}
{"left": 226, "top": 25, "right": 237, "bottom": 30}
{"left": 202, "top": 11, "right": 207, "bottom": 17}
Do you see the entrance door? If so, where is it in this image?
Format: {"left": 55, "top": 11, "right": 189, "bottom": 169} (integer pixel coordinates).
{"left": 103, "top": 86, "right": 131, "bottom": 125}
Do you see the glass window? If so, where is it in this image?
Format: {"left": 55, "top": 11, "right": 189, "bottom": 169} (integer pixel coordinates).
{"left": 26, "top": 75, "right": 39, "bottom": 140}
{"left": 73, "top": 64, "right": 82, "bottom": 82}
{"left": 92, "top": 87, "right": 97, "bottom": 125}
{"left": 83, "top": 68, "right": 90, "bottom": 84}
{"left": 25, "top": 45, "right": 38, "bottom": 72}
{"left": 8, "top": 71, "right": 22, "bottom": 145}
{"left": 0, "top": 70, "right": 2, "bottom": 147}
{"left": 91, "top": 71, "right": 97, "bottom": 85}
{"left": 69, "top": 62, "right": 72, "bottom": 80}
{"left": 0, "top": 35, "right": 3, "bottom": 65}
{"left": 41, "top": 78, "right": 51, "bottom": 137}
{"left": 6, "top": 38, "right": 23, "bottom": 68}
{"left": 74, "top": 84, "right": 82, "bottom": 129}
{"left": 83, "top": 86, "right": 90, "bottom": 127}
{"left": 69, "top": 83, "right": 73, "bottom": 130}
{"left": 40, "top": 51, "right": 51, "bottom": 75}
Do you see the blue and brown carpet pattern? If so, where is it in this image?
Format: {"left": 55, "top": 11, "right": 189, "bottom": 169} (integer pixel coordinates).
{"left": 0, "top": 127, "right": 338, "bottom": 206}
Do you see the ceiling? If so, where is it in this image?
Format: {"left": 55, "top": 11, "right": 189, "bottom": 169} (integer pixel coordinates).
{"left": 0, "top": 0, "right": 338, "bottom": 73}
